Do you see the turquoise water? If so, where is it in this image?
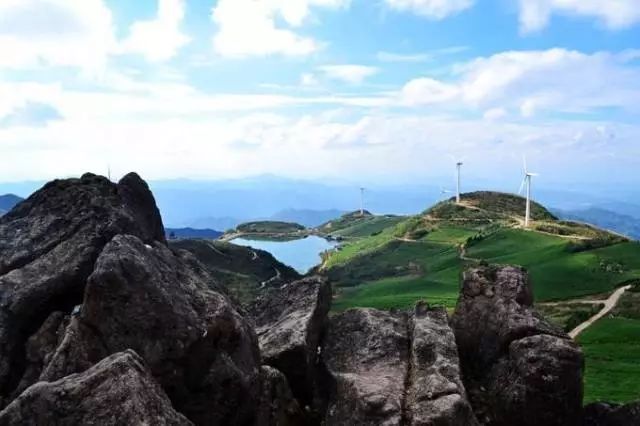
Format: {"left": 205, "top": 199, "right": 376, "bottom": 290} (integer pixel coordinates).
{"left": 231, "top": 236, "right": 337, "bottom": 273}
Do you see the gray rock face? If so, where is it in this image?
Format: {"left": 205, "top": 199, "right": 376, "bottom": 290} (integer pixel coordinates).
{"left": 11, "top": 311, "right": 68, "bottom": 399}
{"left": 255, "top": 366, "right": 304, "bottom": 426}
{"left": 0, "top": 350, "right": 192, "bottom": 426}
{"left": 406, "top": 302, "right": 478, "bottom": 426}
{"left": 451, "top": 266, "right": 584, "bottom": 426}
{"left": 249, "top": 277, "right": 331, "bottom": 407}
{"left": 322, "top": 305, "right": 477, "bottom": 426}
{"left": 41, "top": 234, "right": 261, "bottom": 425}
{"left": 322, "top": 308, "right": 409, "bottom": 425}
{"left": 0, "top": 173, "right": 165, "bottom": 399}
{"left": 583, "top": 401, "right": 640, "bottom": 426}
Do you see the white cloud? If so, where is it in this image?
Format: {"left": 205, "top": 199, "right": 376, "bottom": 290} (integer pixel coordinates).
{"left": 2, "top": 104, "right": 638, "bottom": 183}
{"left": 384, "top": 0, "right": 475, "bottom": 19}
{"left": 0, "top": 0, "right": 115, "bottom": 72}
{"left": 211, "top": 0, "right": 349, "bottom": 58}
{"left": 518, "top": 0, "right": 640, "bottom": 33}
{"left": 400, "top": 78, "right": 459, "bottom": 105}
{"left": 377, "top": 46, "right": 468, "bottom": 63}
{"left": 400, "top": 49, "right": 640, "bottom": 116}
{"left": 119, "top": 0, "right": 191, "bottom": 62}
{"left": 377, "top": 52, "right": 431, "bottom": 63}
{"left": 319, "top": 65, "right": 379, "bottom": 84}
{"left": 300, "top": 73, "right": 319, "bottom": 86}
{"left": 483, "top": 108, "right": 507, "bottom": 120}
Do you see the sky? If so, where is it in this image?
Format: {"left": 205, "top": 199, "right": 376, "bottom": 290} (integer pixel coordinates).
{"left": 0, "top": 0, "right": 639, "bottom": 190}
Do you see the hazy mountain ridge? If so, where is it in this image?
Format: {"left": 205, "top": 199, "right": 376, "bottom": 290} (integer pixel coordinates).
{"left": 0, "top": 194, "right": 23, "bottom": 216}
{"left": 554, "top": 207, "right": 640, "bottom": 240}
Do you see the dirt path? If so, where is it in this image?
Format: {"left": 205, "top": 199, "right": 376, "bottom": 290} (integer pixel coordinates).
{"left": 568, "top": 284, "right": 632, "bottom": 339}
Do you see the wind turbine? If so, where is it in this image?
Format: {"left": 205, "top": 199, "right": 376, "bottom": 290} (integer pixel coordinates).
{"left": 518, "top": 156, "right": 539, "bottom": 228}
{"left": 359, "top": 187, "right": 365, "bottom": 216}
{"left": 449, "top": 156, "right": 464, "bottom": 204}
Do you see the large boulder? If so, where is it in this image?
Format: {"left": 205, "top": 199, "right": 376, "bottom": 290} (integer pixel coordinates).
{"left": 249, "top": 277, "right": 331, "bottom": 407}
{"left": 406, "top": 302, "right": 478, "bottom": 425}
{"left": 451, "top": 266, "right": 584, "bottom": 426}
{"left": 583, "top": 401, "right": 640, "bottom": 426}
{"left": 322, "top": 308, "right": 409, "bottom": 425}
{"left": 0, "top": 350, "right": 192, "bottom": 426}
{"left": 255, "top": 366, "right": 304, "bottom": 426}
{"left": 39, "top": 234, "right": 261, "bottom": 425}
{"left": 0, "top": 173, "right": 165, "bottom": 400}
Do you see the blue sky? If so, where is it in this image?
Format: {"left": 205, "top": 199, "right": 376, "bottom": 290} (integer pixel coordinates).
{"left": 0, "top": 0, "right": 639, "bottom": 189}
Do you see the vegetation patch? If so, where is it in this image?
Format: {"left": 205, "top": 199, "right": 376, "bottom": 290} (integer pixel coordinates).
{"left": 578, "top": 317, "right": 640, "bottom": 404}
{"left": 235, "top": 220, "right": 306, "bottom": 234}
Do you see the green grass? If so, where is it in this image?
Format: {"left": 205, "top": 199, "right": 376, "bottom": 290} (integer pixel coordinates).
{"left": 467, "top": 229, "right": 640, "bottom": 301}
{"left": 578, "top": 317, "right": 640, "bottom": 404}
{"left": 329, "top": 215, "right": 406, "bottom": 238}
{"left": 235, "top": 220, "right": 305, "bottom": 234}
{"left": 424, "top": 226, "right": 481, "bottom": 244}
{"left": 329, "top": 240, "right": 464, "bottom": 310}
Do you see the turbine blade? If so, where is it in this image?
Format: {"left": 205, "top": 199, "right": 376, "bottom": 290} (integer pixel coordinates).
{"left": 518, "top": 176, "right": 527, "bottom": 195}
{"left": 523, "top": 155, "right": 528, "bottom": 174}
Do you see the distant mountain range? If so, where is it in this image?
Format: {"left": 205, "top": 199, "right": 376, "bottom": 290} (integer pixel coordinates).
{"left": 554, "top": 208, "right": 640, "bottom": 240}
{"left": 0, "top": 194, "right": 23, "bottom": 216}
{"left": 3, "top": 175, "right": 640, "bottom": 237}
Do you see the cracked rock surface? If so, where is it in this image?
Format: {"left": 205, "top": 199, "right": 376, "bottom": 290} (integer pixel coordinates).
{"left": 451, "top": 265, "right": 584, "bottom": 426}
{"left": 0, "top": 350, "right": 192, "bottom": 426}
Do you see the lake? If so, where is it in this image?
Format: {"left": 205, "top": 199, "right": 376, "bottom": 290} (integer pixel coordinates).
{"left": 230, "top": 235, "right": 337, "bottom": 274}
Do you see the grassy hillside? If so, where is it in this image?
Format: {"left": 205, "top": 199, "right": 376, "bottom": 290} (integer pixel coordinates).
{"left": 579, "top": 317, "right": 640, "bottom": 403}
{"left": 466, "top": 229, "right": 639, "bottom": 301}
{"left": 323, "top": 192, "right": 640, "bottom": 311}
{"left": 236, "top": 220, "right": 305, "bottom": 234}
{"left": 170, "top": 239, "right": 300, "bottom": 304}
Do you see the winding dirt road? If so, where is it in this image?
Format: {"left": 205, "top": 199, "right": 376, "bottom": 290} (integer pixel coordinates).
{"left": 568, "top": 284, "right": 632, "bottom": 339}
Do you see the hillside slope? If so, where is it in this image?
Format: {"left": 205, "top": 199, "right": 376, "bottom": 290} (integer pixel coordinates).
{"left": 170, "top": 239, "right": 300, "bottom": 304}
{"left": 323, "top": 191, "right": 639, "bottom": 311}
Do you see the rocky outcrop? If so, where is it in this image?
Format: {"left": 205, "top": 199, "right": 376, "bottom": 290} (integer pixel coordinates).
{"left": 0, "top": 350, "right": 192, "bottom": 426}
{"left": 583, "top": 401, "right": 640, "bottom": 426}
{"left": 451, "top": 265, "right": 584, "bottom": 426}
{"left": 0, "top": 173, "right": 165, "bottom": 399}
{"left": 256, "top": 366, "right": 304, "bottom": 426}
{"left": 249, "top": 277, "right": 331, "bottom": 407}
{"left": 321, "top": 305, "right": 477, "bottom": 426}
{"left": 406, "top": 302, "right": 478, "bottom": 426}
{"left": 40, "top": 234, "right": 261, "bottom": 425}
{"left": 322, "top": 308, "right": 409, "bottom": 425}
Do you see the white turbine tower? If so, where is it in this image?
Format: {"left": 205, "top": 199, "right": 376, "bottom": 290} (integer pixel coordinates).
{"left": 449, "top": 157, "right": 464, "bottom": 204}
{"left": 518, "top": 156, "right": 539, "bottom": 228}
{"left": 359, "top": 187, "right": 365, "bottom": 216}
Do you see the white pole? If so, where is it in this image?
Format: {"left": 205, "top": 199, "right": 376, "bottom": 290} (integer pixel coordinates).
{"left": 360, "top": 188, "right": 364, "bottom": 215}
{"left": 525, "top": 176, "right": 531, "bottom": 227}
{"left": 456, "top": 163, "right": 461, "bottom": 204}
